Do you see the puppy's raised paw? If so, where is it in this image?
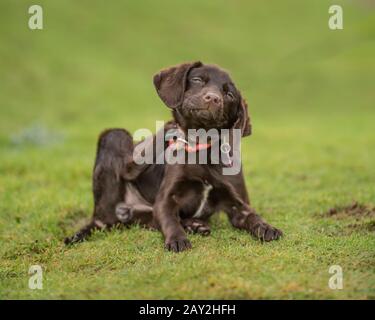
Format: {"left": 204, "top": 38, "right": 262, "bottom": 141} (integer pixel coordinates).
{"left": 115, "top": 202, "right": 133, "bottom": 223}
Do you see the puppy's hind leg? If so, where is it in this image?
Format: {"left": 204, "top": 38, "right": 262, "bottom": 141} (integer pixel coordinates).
{"left": 65, "top": 129, "right": 134, "bottom": 245}
{"left": 64, "top": 219, "right": 106, "bottom": 245}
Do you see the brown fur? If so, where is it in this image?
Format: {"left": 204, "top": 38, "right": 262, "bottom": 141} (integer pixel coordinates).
{"left": 65, "top": 62, "right": 282, "bottom": 252}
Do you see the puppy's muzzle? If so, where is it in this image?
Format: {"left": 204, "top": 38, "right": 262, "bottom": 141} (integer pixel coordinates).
{"left": 203, "top": 92, "right": 223, "bottom": 108}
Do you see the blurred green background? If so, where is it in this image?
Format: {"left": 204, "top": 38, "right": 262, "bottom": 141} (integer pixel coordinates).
{"left": 0, "top": 0, "right": 374, "bottom": 299}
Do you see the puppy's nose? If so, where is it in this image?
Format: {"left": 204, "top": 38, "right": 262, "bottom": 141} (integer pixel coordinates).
{"left": 203, "top": 92, "right": 222, "bottom": 107}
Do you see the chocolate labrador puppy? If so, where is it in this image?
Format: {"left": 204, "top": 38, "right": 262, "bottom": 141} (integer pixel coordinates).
{"left": 65, "top": 61, "right": 283, "bottom": 252}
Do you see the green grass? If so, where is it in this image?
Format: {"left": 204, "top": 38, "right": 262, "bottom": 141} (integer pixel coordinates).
{"left": 1, "top": 0, "right": 375, "bottom": 299}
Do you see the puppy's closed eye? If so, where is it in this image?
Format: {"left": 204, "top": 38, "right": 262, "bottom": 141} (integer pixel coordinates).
{"left": 190, "top": 77, "right": 204, "bottom": 84}
{"left": 226, "top": 92, "right": 235, "bottom": 100}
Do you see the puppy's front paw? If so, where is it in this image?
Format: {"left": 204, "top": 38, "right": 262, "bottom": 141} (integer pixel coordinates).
{"left": 250, "top": 222, "right": 283, "bottom": 242}
{"left": 165, "top": 238, "right": 192, "bottom": 253}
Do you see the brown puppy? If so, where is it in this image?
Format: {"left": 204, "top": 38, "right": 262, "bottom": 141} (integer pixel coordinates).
{"left": 65, "top": 62, "right": 283, "bottom": 252}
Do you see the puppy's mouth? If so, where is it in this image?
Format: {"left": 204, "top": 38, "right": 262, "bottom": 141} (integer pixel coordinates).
{"left": 180, "top": 101, "right": 226, "bottom": 127}
{"left": 183, "top": 99, "right": 223, "bottom": 113}
{"left": 183, "top": 102, "right": 210, "bottom": 111}
{"left": 183, "top": 103, "right": 215, "bottom": 119}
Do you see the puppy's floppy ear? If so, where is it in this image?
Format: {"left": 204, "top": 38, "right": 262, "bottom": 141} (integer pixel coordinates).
{"left": 153, "top": 61, "right": 202, "bottom": 109}
{"left": 233, "top": 98, "right": 252, "bottom": 137}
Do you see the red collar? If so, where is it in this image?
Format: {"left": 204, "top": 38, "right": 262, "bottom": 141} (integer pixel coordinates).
{"left": 166, "top": 126, "right": 233, "bottom": 167}
{"left": 168, "top": 137, "right": 211, "bottom": 153}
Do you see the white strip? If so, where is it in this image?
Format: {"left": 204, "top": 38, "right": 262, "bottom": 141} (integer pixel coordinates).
{"left": 193, "top": 184, "right": 213, "bottom": 218}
